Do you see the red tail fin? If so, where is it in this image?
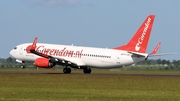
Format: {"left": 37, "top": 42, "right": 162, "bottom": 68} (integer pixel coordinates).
{"left": 114, "top": 15, "right": 155, "bottom": 53}
{"left": 150, "top": 42, "right": 161, "bottom": 55}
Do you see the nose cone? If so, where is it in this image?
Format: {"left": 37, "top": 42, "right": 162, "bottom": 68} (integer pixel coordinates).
{"left": 10, "top": 50, "right": 15, "bottom": 57}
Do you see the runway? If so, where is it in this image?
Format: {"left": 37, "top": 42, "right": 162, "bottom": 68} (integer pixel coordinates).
{"left": 1, "top": 71, "right": 180, "bottom": 77}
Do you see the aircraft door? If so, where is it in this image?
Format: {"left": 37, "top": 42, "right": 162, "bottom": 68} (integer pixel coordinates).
{"left": 116, "top": 54, "right": 121, "bottom": 64}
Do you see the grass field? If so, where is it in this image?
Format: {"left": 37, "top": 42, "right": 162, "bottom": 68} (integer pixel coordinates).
{"left": 0, "top": 69, "right": 180, "bottom": 101}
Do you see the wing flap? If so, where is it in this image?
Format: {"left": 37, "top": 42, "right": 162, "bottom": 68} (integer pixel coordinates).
{"left": 57, "top": 57, "right": 86, "bottom": 66}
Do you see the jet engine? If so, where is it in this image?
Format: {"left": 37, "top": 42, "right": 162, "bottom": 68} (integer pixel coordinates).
{"left": 34, "top": 58, "right": 54, "bottom": 68}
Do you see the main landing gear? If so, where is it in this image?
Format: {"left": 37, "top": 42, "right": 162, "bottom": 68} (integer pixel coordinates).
{"left": 83, "top": 68, "right": 91, "bottom": 74}
{"left": 63, "top": 67, "right": 92, "bottom": 74}
{"left": 63, "top": 67, "right": 71, "bottom": 74}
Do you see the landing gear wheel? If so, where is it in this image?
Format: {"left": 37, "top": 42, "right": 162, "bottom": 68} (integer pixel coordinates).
{"left": 21, "top": 61, "right": 25, "bottom": 69}
{"left": 63, "top": 68, "right": 71, "bottom": 74}
{"left": 21, "top": 65, "right": 25, "bottom": 69}
{"left": 83, "top": 68, "right": 91, "bottom": 74}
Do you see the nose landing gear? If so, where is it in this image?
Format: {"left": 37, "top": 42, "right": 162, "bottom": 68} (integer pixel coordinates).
{"left": 20, "top": 61, "right": 25, "bottom": 69}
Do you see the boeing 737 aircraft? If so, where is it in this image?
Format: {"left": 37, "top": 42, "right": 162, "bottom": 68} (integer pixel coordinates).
{"left": 10, "top": 15, "right": 158, "bottom": 74}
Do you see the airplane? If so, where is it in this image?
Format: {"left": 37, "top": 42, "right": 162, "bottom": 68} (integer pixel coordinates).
{"left": 10, "top": 15, "right": 158, "bottom": 74}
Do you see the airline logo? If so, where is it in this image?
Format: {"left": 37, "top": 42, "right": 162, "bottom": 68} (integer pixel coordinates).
{"left": 26, "top": 45, "right": 83, "bottom": 58}
{"left": 135, "top": 17, "right": 151, "bottom": 51}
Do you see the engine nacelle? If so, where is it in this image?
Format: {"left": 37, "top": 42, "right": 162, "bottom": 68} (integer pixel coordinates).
{"left": 34, "top": 58, "right": 53, "bottom": 68}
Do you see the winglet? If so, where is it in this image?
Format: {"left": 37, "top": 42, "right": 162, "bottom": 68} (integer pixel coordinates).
{"left": 29, "top": 37, "right": 49, "bottom": 58}
{"left": 31, "top": 37, "right": 38, "bottom": 51}
{"left": 150, "top": 42, "right": 161, "bottom": 55}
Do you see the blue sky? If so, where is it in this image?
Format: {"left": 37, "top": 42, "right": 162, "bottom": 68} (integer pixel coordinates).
{"left": 0, "top": 0, "right": 179, "bottom": 60}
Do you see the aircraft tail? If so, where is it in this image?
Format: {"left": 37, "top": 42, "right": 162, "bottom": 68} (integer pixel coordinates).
{"left": 114, "top": 15, "right": 155, "bottom": 53}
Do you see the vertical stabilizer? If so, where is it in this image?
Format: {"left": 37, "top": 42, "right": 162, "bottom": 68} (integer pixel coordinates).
{"left": 114, "top": 15, "right": 155, "bottom": 53}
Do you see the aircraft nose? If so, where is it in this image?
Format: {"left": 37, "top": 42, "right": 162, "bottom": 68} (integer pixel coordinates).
{"left": 9, "top": 50, "right": 14, "bottom": 57}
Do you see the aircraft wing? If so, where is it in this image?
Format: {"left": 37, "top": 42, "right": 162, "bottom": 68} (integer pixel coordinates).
{"left": 30, "top": 37, "right": 86, "bottom": 67}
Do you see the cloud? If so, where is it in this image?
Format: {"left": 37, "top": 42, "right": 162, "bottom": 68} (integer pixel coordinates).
{"left": 29, "top": 0, "right": 81, "bottom": 7}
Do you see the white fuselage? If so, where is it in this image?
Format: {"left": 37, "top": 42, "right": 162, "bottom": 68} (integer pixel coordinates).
{"left": 10, "top": 43, "right": 148, "bottom": 69}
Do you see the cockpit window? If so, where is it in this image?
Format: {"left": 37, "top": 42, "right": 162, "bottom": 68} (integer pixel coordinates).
{"left": 13, "top": 47, "right": 17, "bottom": 50}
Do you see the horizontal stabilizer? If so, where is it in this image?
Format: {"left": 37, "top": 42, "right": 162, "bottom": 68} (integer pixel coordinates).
{"left": 149, "top": 42, "right": 177, "bottom": 57}
{"left": 149, "top": 52, "right": 177, "bottom": 57}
